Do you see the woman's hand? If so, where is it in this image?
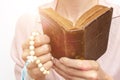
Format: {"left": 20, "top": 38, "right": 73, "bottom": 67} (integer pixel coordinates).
{"left": 53, "top": 57, "right": 113, "bottom": 80}
{"left": 22, "top": 34, "right": 53, "bottom": 80}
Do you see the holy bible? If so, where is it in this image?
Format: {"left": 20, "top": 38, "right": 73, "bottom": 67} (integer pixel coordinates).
{"left": 39, "top": 5, "right": 113, "bottom": 60}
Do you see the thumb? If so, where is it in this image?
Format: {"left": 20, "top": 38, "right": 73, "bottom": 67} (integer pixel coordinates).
{"left": 59, "top": 57, "right": 99, "bottom": 70}
{"left": 59, "top": 57, "right": 82, "bottom": 69}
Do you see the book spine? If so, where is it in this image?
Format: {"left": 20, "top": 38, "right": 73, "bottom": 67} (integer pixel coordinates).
{"left": 41, "top": 16, "right": 67, "bottom": 59}
{"left": 41, "top": 15, "right": 85, "bottom": 59}
{"left": 64, "top": 30, "right": 85, "bottom": 59}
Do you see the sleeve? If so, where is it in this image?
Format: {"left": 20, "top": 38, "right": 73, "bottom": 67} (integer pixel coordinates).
{"left": 10, "top": 13, "right": 43, "bottom": 80}
{"left": 11, "top": 13, "right": 64, "bottom": 80}
{"left": 97, "top": 16, "right": 120, "bottom": 80}
{"left": 21, "top": 62, "right": 35, "bottom": 80}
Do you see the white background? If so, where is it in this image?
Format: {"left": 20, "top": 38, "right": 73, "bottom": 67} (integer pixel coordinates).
{"left": 0, "top": 0, "right": 119, "bottom": 80}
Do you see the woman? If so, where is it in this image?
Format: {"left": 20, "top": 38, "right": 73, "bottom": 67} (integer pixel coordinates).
{"left": 11, "top": 0, "right": 120, "bottom": 80}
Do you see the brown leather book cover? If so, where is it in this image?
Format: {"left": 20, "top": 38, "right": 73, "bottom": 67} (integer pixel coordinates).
{"left": 39, "top": 5, "right": 113, "bottom": 60}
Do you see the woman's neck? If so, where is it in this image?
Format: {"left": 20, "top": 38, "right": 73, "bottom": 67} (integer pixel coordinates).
{"left": 56, "top": 0, "right": 98, "bottom": 23}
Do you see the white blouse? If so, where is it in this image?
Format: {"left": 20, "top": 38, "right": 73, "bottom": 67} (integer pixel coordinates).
{"left": 11, "top": 0, "right": 120, "bottom": 80}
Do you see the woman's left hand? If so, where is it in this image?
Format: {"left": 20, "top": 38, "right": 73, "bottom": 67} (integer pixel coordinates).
{"left": 53, "top": 57, "right": 112, "bottom": 80}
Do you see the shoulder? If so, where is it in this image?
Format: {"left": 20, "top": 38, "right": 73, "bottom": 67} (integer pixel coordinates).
{"left": 15, "top": 13, "right": 43, "bottom": 37}
{"left": 16, "top": 2, "right": 54, "bottom": 32}
{"left": 16, "top": 13, "right": 39, "bottom": 30}
{"left": 15, "top": 1, "right": 54, "bottom": 36}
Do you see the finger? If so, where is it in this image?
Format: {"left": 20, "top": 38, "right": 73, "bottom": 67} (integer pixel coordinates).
{"left": 22, "top": 39, "right": 29, "bottom": 50}
{"left": 28, "top": 61, "right": 53, "bottom": 79}
{"left": 43, "top": 61, "right": 53, "bottom": 71}
{"left": 54, "top": 59, "right": 81, "bottom": 77}
{"left": 22, "top": 44, "right": 51, "bottom": 61}
{"left": 27, "top": 53, "right": 52, "bottom": 70}
{"left": 59, "top": 57, "right": 99, "bottom": 70}
{"left": 53, "top": 65, "right": 72, "bottom": 80}
{"left": 53, "top": 58, "right": 73, "bottom": 79}
{"left": 53, "top": 65, "right": 85, "bottom": 80}
{"left": 35, "top": 44, "right": 51, "bottom": 57}
{"left": 34, "top": 35, "right": 50, "bottom": 47}
{"left": 30, "top": 61, "right": 53, "bottom": 75}
{"left": 53, "top": 62, "right": 84, "bottom": 80}
{"left": 22, "top": 35, "right": 50, "bottom": 50}
{"left": 54, "top": 59, "right": 98, "bottom": 80}
{"left": 28, "top": 67, "right": 45, "bottom": 79}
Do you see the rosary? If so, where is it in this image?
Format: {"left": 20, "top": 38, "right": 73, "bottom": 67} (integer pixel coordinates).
{"left": 27, "top": 31, "right": 50, "bottom": 75}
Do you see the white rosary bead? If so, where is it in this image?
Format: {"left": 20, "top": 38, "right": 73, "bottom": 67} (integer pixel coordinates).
{"left": 27, "top": 56, "right": 37, "bottom": 62}
{"left": 35, "top": 32, "right": 39, "bottom": 36}
{"left": 43, "top": 70, "right": 49, "bottom": 75}
{"left": 29, "top": 45, "right": 34, "bottom": 50}
{"left": 43, "top": 70, "right": 47, "bottom": 74}
{"left": 46, "top": 71, "right": 50, "bottom": 74}
{"left": 27, "top": 59, "right": 32, "bottom": 63}
{"left": 29, "top": 36, "right": 34, "bottom": 41}
{"left": 32, "top": 32, "right": 37, "bottom": 36}
{"left": 38, "top": 63, "right": 43, "bottom": 68}
{"left": 36, "top": 59, "right": 41, "bottom": 64}
{"left": 30, "top": 50, "right": 35, "bottom": 56}
{"left": 32, "top": 32, "right": 39, "bottom": 37}
{"left": 40, "top": 67, "right": 45, "bottom": 72}
{"left": 33, "top": 56, "right": 37, "bottom": 60}
{"left": 29, "top": 40, "right": 35, "bottom": 45}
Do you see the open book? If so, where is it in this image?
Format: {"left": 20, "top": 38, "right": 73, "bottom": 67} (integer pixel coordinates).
{"left": 39, "top": 5, "right": 113, "bottom": 60}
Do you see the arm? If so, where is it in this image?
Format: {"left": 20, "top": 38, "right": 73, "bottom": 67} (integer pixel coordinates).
{"left": 11, "top": 13, "right": 65, "bottom": 80}
{"left": 10, "top": 14, "right": 44, "bottom": 80}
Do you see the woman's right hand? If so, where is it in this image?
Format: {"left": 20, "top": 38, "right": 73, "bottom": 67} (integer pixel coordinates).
{"left": 22, "top": 34, "right": 53, "bottom": 80}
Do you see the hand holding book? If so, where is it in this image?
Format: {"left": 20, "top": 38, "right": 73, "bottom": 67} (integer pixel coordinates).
{"left": 40, "top": 5, "right": 113, "bottom": 60}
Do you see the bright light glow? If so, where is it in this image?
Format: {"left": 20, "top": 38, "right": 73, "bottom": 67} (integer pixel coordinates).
{"left": 0, "top": 0, "right": 54, "bottom": 80}
{"left": 9, "top": 0, "right": 54, "bottom": 16}
{"left": 106, "top": 0, "right": 120, "bottom": 5}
